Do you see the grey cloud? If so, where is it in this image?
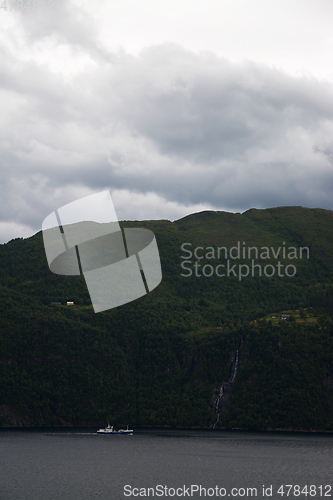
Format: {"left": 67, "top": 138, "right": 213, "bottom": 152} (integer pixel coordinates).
{"left": 13, "top": 2, "right": 110, "bottom": 63}
{"left": 1, "top": 29, "right": 333, "bottom": 243}
{"left": 109, "top": 48, "right": 333, "bottom": 161}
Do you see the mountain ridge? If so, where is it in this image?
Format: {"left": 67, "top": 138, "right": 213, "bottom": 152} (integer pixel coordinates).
{"left": 0, "top": 206, "right": 333, "bottom": 430}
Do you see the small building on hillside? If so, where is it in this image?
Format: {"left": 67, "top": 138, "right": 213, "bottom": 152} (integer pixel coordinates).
{"left": 67, "top": 301, "right": 74, "bottom": 305}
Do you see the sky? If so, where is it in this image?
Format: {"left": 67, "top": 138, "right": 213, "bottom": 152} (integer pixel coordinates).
{"left": 1, "top": 0, "right": 333, "bottom": 244}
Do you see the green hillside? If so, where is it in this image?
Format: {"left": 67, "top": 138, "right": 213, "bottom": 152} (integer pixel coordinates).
{"left": 0, "top": 206, "right": 333, "bottom": 430}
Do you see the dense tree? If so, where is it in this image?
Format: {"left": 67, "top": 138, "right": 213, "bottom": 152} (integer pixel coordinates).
{"left": 0, "top": 207, "right": 332, "bottom": 429}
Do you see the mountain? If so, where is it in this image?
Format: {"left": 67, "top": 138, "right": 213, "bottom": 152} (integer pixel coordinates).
{"left": 0, "top": 206, "right": 333, "bottom": 430}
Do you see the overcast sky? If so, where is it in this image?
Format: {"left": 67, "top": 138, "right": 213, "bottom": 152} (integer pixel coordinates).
{"left": 1, "top": 0, "right": 333, "bottom": 244}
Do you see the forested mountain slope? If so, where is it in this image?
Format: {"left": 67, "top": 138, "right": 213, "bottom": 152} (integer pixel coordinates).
{"left": 0, "top": 206, "right": 333, "bottom": 430}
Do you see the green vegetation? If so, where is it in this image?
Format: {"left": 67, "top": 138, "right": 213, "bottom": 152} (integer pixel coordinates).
{"left": 0, "top": 206, "right": 333, "bottom": 430}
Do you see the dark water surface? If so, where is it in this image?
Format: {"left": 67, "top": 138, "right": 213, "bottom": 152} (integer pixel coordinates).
{"left": 1, "top": 428, "right": 332, "bottom": 499}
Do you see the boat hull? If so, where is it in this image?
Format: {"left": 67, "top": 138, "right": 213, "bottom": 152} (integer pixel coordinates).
{"left": 97, "top": 430, "right": 133, "bottom": 435}
{"left": 97, "top": 424, "right": 133, "bottom": 435}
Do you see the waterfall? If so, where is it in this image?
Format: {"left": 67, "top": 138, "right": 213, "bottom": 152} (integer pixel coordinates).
{"left": 212, "top": 336, "right": 243, "bottom": 428}
{"left": 212, "top": 385, "right": 224, "bottom": 428}
{"left": 230, "top": 350, "right": 239, "bottom": 383}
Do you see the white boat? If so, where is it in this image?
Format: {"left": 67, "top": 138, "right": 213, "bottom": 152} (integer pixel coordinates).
{"left": 97, "top": 423, "right": 133, "bottom": 435}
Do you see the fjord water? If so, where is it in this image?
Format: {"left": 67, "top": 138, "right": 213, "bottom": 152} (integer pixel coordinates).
{"left": 1, "top": 428, "right": 332, "bottom": 500}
